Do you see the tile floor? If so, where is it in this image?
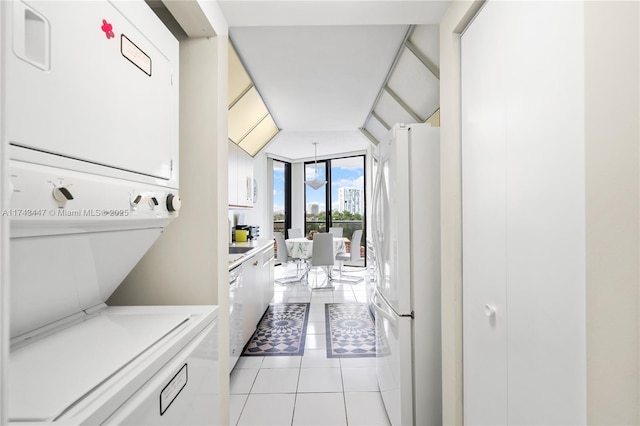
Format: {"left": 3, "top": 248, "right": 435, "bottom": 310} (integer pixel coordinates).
{"left": 230, "top": 265, "right": 390, "bottom": 426}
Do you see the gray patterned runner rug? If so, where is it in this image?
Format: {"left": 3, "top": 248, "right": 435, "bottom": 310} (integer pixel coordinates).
{"left": 243, "top": 303, "right": 310, "bottom": 356}
{"left": 325, "top": 303, "right": 376, "bottom": 358}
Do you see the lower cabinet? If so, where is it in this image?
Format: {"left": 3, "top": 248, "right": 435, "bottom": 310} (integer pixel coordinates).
{"left": 230, "top": 242, "right": 275, "bottom": 371}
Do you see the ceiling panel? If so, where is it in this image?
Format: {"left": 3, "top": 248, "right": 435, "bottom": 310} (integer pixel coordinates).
{"left": 228, "top": 87, "right": 269, "bottom": 143}
{"left": 409, "top": 25, "right": 440, "bottom": 69}
{"left": 228, "top": 43, "right": 252, "bottom": 107}
{"left": 387, "top": 47, "right": 439, "bottom": 121}
{"left": 229, "top": 25, "right": 408, "bottom": 131}
{"left": 374, "top": 90, "right": 415, "bottom": 129}
{"left": 265, "top": 130, "right": 369, "bottom": 160}
{"left": 239, "top": 115, "right": 279, "bottom": 156}
{"left": 218, "top": 1, "right": 451, "bottom": 27}
{"left": 364, "top": 115, "right": 389, "bottom": 144}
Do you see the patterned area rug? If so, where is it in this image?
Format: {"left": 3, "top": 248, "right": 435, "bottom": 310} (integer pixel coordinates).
{"left": 325, "top": 303, "right": 376, "bottom": 358}
{"left": 243, "top": 303, "right": 310, "bottom": 356}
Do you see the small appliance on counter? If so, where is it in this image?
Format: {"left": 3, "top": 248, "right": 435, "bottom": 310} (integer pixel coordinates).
{"left": 235, "top": 225, "right": 260, "bottom": 241}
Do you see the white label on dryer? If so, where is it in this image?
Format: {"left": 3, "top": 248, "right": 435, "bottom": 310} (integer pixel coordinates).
{"left": 121, "top": 34, "right": 151, "bottom": 76}
{"left": 160, "top": 364, "right": 188, "bottom": 415}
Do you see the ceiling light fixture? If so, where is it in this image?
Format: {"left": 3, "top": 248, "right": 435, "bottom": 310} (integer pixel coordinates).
{"left": 304, "top": 142, "right": 327, "bottom": 190}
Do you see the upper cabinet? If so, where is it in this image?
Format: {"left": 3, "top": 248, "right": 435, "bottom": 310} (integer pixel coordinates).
{"left": 228, "top": 42, "right": 279, "bottom": 157}
{"left": 228, "top": 140, "right": 254, "bottom": 208}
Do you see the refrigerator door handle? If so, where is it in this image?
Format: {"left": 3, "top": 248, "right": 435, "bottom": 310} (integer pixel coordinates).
{"left": 371, "top": 162, "right": 385, "bottom": 287}
{"left": 372, "top": 289, "right": 396, "bottom": 322}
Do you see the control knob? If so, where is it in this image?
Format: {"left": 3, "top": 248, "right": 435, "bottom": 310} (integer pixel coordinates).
{"left": 130, "top": 194, "right": 143, "bottom": 208}
{"left": 53, "top": 186, "right": 73, "bottom": 203}
{"left": 166, "top": 193, "right": 181, "bottom": 212}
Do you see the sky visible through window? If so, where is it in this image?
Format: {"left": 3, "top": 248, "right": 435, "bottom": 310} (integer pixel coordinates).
{"left": 273, "top": 157, "right": 364, "bottom": 214}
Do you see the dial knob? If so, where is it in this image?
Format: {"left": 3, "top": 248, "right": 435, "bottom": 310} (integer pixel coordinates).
{"left": 53, "top": 186, "right": 73, "bottom": 202}
{"left": 166, "top": 193, "right": 181, "bottom": 212}
{"left": 130, "top": 194, "right": 142, "bottom": 207}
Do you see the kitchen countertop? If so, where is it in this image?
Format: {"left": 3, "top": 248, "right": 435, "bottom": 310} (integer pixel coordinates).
{"left": 229, "top": 238, "right": 274, "bottom": 270}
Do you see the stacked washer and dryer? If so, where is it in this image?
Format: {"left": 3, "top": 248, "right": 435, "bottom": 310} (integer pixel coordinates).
{"left": 2, "top": 1, "right": 219, "bottom": 424}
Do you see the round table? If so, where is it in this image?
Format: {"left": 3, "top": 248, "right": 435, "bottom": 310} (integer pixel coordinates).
{"left": 285, "top": 237, "right": 346, "bottom": 260}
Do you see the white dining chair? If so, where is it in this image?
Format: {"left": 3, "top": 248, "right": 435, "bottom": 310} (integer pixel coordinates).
{"left": 328, "top": 226, "right": 343, "bottom": 238}
{"left": 335, "top": 229, "right": 364, "bottom": 283}
{"left": 309, "top": 233, "right": 335, "bottom": 290}
{"left": 287, "top": 228, "right": 303, "bottom": 238}
{"left": 274, "top": 232, "right": 303, "bottom": 283}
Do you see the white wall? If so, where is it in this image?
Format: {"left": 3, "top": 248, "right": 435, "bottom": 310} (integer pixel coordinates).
{"left": 109, "top": 36, "right": 224, "bottom": 306}
{"left": 0, "top": 3, "right": 7, "bottom": 422}
{"left": 439, "top": 2, "right": 483, "bottom": 424}
{"left": 584, "top": 1, "right": 639, "bottom": 423}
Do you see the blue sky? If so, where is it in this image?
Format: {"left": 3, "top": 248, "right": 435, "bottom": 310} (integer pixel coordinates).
{"left": 273, "top": 157, "right": 364, "bottom": 213}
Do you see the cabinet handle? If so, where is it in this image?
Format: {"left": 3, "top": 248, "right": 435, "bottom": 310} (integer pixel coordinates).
{"left": 253, "top": 261, "right": 259, "bottom": 266}
{"left": 484, "top": 304, "right": 496, "bottom": 317}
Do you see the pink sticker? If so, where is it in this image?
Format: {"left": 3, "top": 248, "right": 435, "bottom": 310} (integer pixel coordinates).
{"left": 101, "top": 19, "right": 114, "bottom": 39}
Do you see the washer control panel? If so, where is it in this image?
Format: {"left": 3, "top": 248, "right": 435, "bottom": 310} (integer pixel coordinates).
{"left": 7, "top": 160, "right": 180, "bottom": 223}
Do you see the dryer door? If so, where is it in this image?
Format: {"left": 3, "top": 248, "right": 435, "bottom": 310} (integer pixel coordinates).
{"left": 3, "top": 1, "right": 178, "bottom": 181}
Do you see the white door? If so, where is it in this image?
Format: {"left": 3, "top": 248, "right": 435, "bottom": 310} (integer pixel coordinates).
{"left": 461, "top": 2, "right": 509, "bottom": 422}
{"left": 462, "top": 1, "right": 587, "bottom": 424}
{"left": 3, "top": 1, "right": 177, "bottom": 181}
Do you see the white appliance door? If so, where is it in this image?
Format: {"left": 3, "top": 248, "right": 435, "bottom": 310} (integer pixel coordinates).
{"left": 229, "top": 265, "right": 244, "bottom": 371}
{"left": 3, "top": 1, "right": 177, "bottom": 181}
{"left": 103, "top": 320, "right": 219, "bottom": 425}
{"left": 372, "top": 125, "right": 412, "bottom": 315}
{"left": 372, "top": 289, "right": 413, "bottom": 426}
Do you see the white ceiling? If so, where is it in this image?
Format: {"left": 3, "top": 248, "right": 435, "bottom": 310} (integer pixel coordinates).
{"left": 229, "top": 25, "right": 408, "bottom": 132}
{"left": 217, "top": 0, "right": 450, "bottom": 160}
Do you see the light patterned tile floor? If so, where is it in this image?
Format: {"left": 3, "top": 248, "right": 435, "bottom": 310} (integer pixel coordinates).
{"left": 230, "top": 266, "right": 390, "bottom": 426}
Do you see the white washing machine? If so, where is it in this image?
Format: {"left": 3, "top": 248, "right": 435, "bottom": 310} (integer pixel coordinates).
{"left": 7, "top": 157, "right": 220, "bottom": 425}
{"left": 2, "top": 1, "right": 219, "bottom": 424}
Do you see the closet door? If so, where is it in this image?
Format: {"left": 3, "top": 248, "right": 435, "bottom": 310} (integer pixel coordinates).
{"left": 461, "top": 1, "right": 508, "bottom": 424}
{"left": 503, "top": 2, "right": 586, "bottom": 424}
{"left": 462, "top": 1, "right": 587, "bottom": 424}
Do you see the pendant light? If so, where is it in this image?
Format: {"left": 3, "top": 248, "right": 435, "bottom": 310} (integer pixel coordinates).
{"left": 304, "top": 142, "right": 327, "bottom": 190}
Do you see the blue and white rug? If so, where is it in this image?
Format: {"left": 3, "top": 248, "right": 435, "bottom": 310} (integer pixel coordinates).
{"left": 325, "top": 303, "right": 376, "bottom": 358}
{"left": 243, "top": 303, "right": 310, "bottom": 356}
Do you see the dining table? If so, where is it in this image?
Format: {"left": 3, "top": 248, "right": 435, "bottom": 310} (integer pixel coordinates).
{"left": 285, "top": 237, "right": 347, "bottom": 281}
{"left": 285, "top": 237, "right": 346, "bottom": 260}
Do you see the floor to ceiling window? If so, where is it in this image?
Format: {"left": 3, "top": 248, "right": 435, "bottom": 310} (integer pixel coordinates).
{"left": 273, "top": 160, "right": 291, "bottom": 236}
{"left": 305, "top": 155, "right": 366, "bottom": 266}
{"left": 304, "top": 159, "right": 328, "bottom": 235}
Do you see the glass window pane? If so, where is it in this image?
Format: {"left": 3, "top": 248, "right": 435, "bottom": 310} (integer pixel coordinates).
{"left": 331, "top": 156, "right": 365, "bottom": 267}
{"left": 273, "top": 161, "right": 286, "bottom": 236}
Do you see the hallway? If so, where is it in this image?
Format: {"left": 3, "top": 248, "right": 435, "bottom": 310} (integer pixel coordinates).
{"left": 229, "top": 266, "right": 390, "bottom": 426}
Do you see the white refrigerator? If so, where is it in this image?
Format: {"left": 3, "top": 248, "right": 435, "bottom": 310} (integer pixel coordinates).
{"left": 371, "top": 123, "right": 442, "bottom": 426}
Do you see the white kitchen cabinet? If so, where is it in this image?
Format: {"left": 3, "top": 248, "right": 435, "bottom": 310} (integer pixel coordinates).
{"left": 228, "top": 141, "right": 253, "bottom": 208}
{"left": 230, "top": 241, "right": 274, "bottom": 358}
{"left": 228, "top": 141, "right": 239, "bottom": 206}
{"left": 461, "top": 1, "right": 586, "bottom": 424}
{"left": 258, "top": 244, "right": 275, "bottom": 315}
{"left": 241, "top": 257, "right": 259, "bottom": 345}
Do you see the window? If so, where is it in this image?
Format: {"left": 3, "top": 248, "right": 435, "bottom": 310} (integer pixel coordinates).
{"left": 304, "top": 155, "right": 366, "bottom": 266}
{"left": 273, "top": 160, "right": 291, "bottom": 236}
